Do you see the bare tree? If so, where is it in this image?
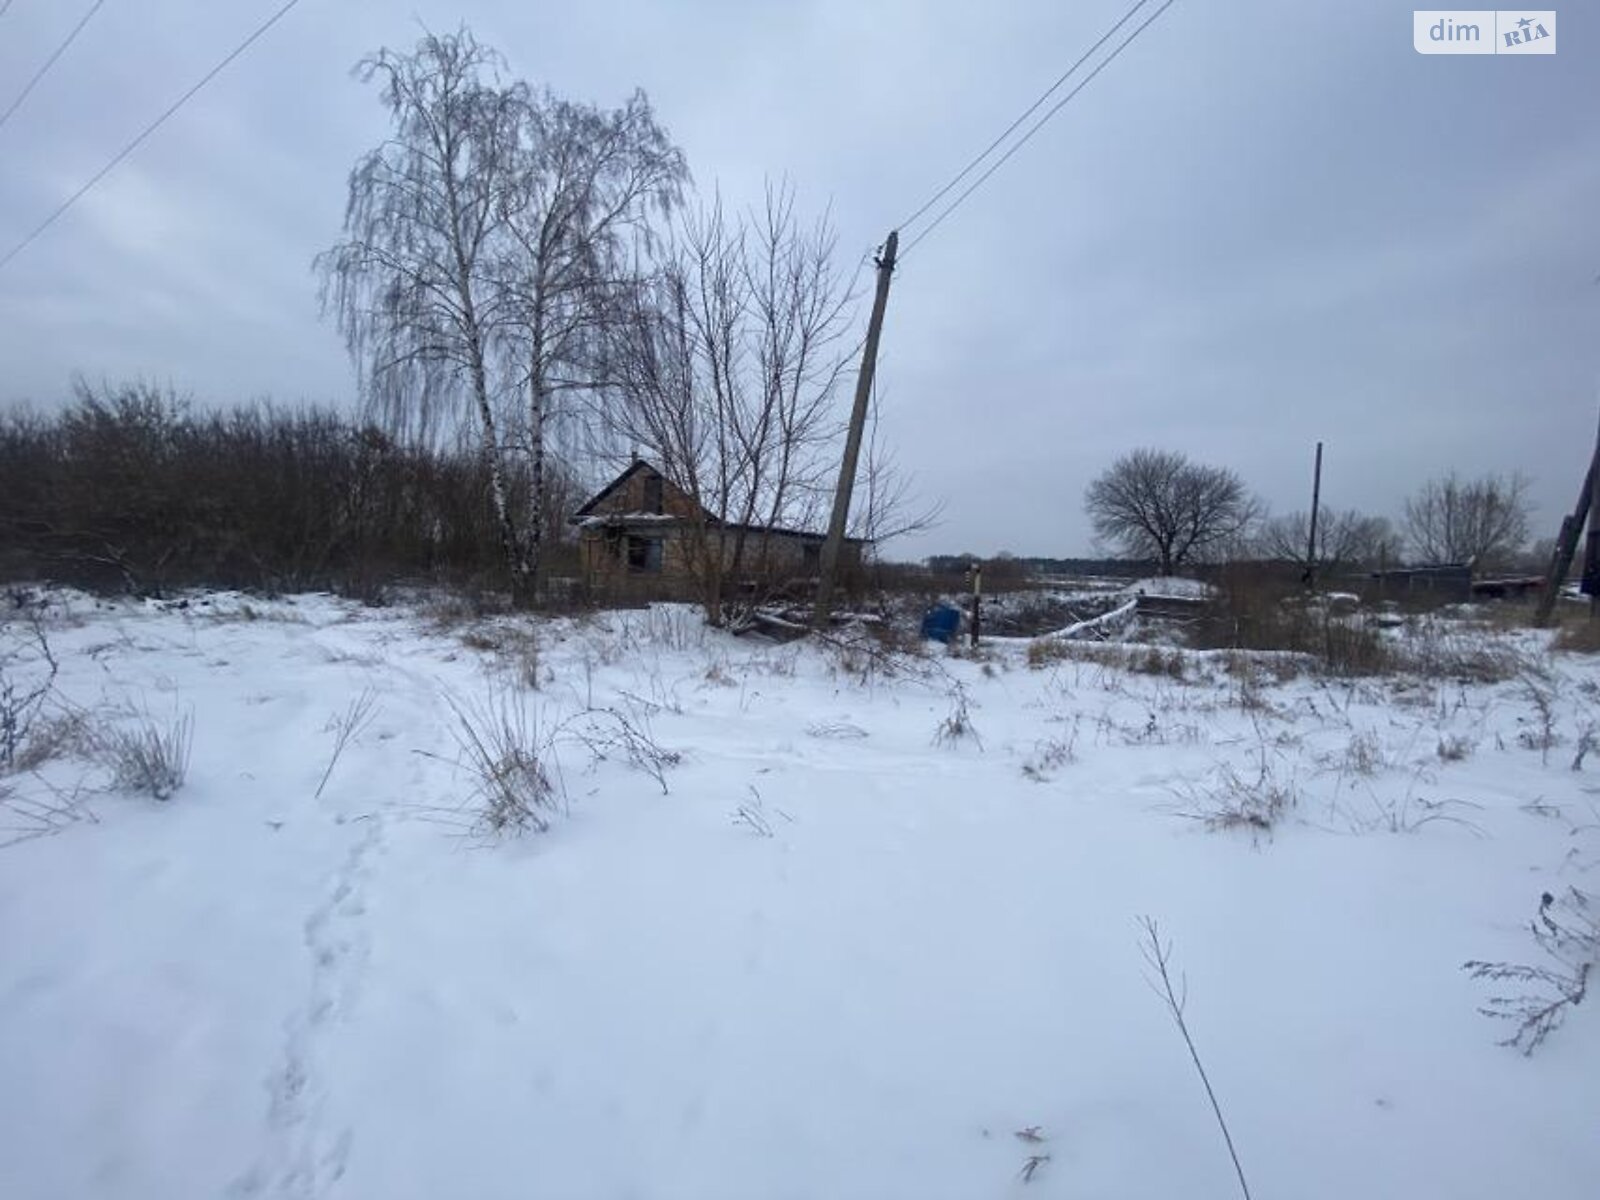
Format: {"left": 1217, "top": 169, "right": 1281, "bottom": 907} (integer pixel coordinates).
{"left": 1403, "top": 471, "right": 1531, "bottom": 569}
{"left": 317, "top": 29, "right": 530, "bottom": 596}
{"left": 1256, "top": 508, "right": 1399, "bottom": 572}
{"left": 604, "top": 183, "right": 857, "bottom": 623}
{"left": 850, "top": 388, "right": 944, "bottom": 548}
{"left": 499, "top": 88, "right": 686, "bottom": 594}
{"left": 1084, "top": 449, "right": 1258, "bottom": 575}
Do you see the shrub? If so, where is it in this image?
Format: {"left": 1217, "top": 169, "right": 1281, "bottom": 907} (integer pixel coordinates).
{"left": 11, "top": 707, "right": 92, "bottom": 772}
{"left": 932, "top": 682, "right": 983, "bottom": 749}
{"left": 1392, "top": 621, "right": 1525, "bottom": 683}
{"left": 1191, "top": 567, "right": 1393, "bottom": 677}
{"left": 1184, "top": 759, "right": 1296, "bottom": 834}
{"left": 1133, "top": 646, "right": 1187, "bottom": 679}
{"left": 0, "top": 606, "right": 58, "bottom": 771}
{"left": 1339, "top": 729, "right": 1386, "bottom": 776}
{"left": 1465, "top": 888, "right": 1597, "bottom": 1055}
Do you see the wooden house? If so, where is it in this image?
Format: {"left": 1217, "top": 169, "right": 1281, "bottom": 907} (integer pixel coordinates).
{"left": 571, "top": 460, "right": 866, "bottom": 603}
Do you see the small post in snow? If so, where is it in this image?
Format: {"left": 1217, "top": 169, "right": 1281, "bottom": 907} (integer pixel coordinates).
{"left": 970, "top": 560, "right": 982, "bottom": 648}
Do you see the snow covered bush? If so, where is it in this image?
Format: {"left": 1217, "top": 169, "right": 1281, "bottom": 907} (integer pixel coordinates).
{"left": 933, "top": 682, "right": 983, "bottom": 749}
{"left": 559, "top": 704, "right": 679, "bottom": 795}
{"left": 1465, "top": 888, "right": 1597, "bottom": 1055}
{"left": 1392, "top": 621, "right": 1527, "bottom": 684}
{"left": 1025, "top": 637, "right": 1070, "bottom": 670}
{"left": 1178, "top": 724, "right": 1298, "bottom": 837}
{"left": 819, "top": 622, "right": 929, "bottom": 686}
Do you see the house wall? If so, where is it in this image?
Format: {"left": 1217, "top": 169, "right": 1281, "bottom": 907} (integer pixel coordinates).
{"left": 576, "top": 462, "right": 864, "bottom": 604}
{"left": 578, "top": 525, "right": 862, "bottom": 603}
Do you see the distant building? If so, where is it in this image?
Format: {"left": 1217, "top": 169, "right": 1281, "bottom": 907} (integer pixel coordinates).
{"left": 1367, "top": 564, "right": 1473, "bottom": 603}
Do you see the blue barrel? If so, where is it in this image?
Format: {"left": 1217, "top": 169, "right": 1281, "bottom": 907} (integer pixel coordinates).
{"left": 920, "top": 604, "right": 962, "bottom": 644}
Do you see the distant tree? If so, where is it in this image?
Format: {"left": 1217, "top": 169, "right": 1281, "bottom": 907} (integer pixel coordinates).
{"left": 1256, "top": 508, "right": 1399, "bottom": 572}
{"left": 981, "top": 551, "right": 1028, "bottom": 588}
{"left": 1403, "top": 471, "right": 1531, "bottom": 569}
{"left": 1084, "top": 449, "right": 1258, "bottom": 575}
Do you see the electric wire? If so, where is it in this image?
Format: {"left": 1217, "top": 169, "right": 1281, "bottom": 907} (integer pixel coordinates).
{"left": 0, "top": 0, "right": 305, "bottom": 274}
{"left": 900, "top": 0, "right": 1178, "bottom": 259}
{"left": 0, "top": 0, "right": 107, "bottom": 132}
{"left": 897, "top": 0, "right": 1154, "bottom": 238}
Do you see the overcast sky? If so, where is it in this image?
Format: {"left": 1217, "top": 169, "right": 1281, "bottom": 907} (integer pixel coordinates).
{"left": 0, "top": 0, "right": 1595, "bottom": 561}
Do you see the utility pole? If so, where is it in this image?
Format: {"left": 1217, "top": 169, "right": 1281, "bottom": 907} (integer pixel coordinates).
{"left": 1535, "top": 404, "right": 1600, "bottom": 627}
{"left": 812, "top": 229, "right": 898, "bottom": 629}
{"left": 1305, "top": 441, "right": 1323, "bottom": 590}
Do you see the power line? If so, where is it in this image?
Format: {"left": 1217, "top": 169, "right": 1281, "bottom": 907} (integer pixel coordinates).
{"left": 898, "top": 0, "right": 1154, "bottom": 237}
{"left": 901, "top": 0, "right": 1179, "bottom": 259}
{"left": 0, "top": 0, "right": 108, "bottom": 132}
{"left": 0, "top": 0, "right": 306, "bottom": 275}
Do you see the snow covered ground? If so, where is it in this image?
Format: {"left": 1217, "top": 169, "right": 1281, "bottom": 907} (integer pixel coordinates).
{"left": 2, "top": 591, "right": 1597, "bottom": 1199}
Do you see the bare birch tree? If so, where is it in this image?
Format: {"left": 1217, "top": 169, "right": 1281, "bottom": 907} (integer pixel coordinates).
{"left": 318, "top": 29, "right": 685, "bottom": 605}
{"left": 317, "top": 29, "right": 531, "bottom": 595}
{"left": 498, "top": 89, "right": 686, "bottom": 594}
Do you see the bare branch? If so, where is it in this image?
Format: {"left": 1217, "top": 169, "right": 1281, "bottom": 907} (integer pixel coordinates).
{"left": 1138, "top": 916, "right": 1254, "bottom": 1200}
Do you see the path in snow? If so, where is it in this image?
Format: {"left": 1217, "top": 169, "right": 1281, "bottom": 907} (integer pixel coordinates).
{"left": 231, "top": 813, "right": 386, "bottom": 1199}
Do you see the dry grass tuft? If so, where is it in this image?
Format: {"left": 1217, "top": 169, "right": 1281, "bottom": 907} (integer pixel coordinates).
{"left": 449, "top": 688, "right": 560, "bottom": 836}
{"left": 97, "top": 708, "right": 193, "bottom": 800}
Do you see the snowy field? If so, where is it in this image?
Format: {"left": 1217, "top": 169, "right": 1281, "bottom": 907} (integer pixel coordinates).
{"left": 2, "top": 590, "right": 1598, "bottom": 1200}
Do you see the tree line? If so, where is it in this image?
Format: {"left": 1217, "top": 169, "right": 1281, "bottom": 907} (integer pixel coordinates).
{"left": 1082, "top": 448, "right": 1537, "bottom": 577}
{"left": 0, "top": 381, "right": 583, "bottom": 598}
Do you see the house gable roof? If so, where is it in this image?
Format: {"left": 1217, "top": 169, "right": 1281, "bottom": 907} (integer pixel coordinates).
{"left": 572, "top": 460, "right": 690, "bottom": 520}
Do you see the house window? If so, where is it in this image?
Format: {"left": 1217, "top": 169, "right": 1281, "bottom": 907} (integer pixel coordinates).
{"left": 642, "top": 472, "right": 663, "bottom": 514}
{"left": 627, "top": 536, "right": 663, "bottom": 572}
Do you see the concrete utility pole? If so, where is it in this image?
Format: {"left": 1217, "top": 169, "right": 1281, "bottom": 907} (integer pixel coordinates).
{"left": 1535, "top": 404, "right": 1600, "bottom": 627}
{"left": 1305, "top": 441, "right": 1323, "bottom": 589}
{"left": 812, "top": 229, "right": 898, "bottom": 629}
